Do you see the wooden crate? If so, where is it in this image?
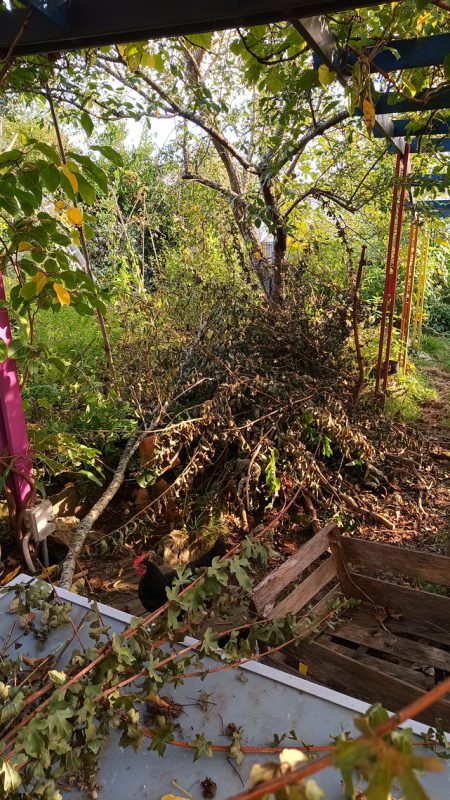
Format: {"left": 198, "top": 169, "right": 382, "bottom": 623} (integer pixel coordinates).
{"left": 253, "top": 523, "right": 450, "bottom": 728}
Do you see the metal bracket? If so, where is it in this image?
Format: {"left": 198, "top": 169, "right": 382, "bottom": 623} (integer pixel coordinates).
{"left": 22, "top": 500, "right": 56, "bottom": 573}
{"left": 24, "top": 499, "right": 56, "bottom": 544}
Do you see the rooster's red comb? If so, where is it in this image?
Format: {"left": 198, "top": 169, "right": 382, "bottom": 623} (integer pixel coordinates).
{"left": 133, "top": 554, "right": 147, "bottom": 574}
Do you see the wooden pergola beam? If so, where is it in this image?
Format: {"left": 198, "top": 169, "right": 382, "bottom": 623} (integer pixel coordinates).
{"left": 0, "top": 0, "right": 383, "bottom": 58}
{"left": 293, "top": 15, "right": 406, "bottom": 155}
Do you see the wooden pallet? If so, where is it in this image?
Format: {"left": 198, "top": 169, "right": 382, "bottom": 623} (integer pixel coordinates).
{"left": 252, "top": 523, "right": 450, "bottom": 728}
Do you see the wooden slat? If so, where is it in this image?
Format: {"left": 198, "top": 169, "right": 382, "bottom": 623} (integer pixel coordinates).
{"left": 342, "top": 537, "right": 450, "bottom": 588}
{"left": 320, "top": 634, "right": 434, "bottom": 692}
{"left": 297, "top": 639, "right": 450, "bottom": 728}
{"left": 270, "top": 556, "right": 336, "bottom": 619}
{"left": 253, "top": 522, "right": 337, "bottom": 615}
{"left": 348, "top": 573, "right": 450, "bottom": 631}
{"left": 338, "top": 604, "right": 450, "bottom": 649}
{"left": 388, "top": 617, "right": 450, "bottom": 649}
{"left": 330, "top": 616, "right": 450, "bottom": 672}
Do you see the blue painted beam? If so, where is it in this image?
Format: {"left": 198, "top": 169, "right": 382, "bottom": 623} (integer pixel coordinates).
{"left": 374, "top": 118, "right": 450, "bottom": 138}
{"left": 313, "top": 33, "right": 450, "bottom": 72}
{"left": 355, "top": 87, "right": 450, "bottom": 115}
{"left": 388, "top": 137, "right": 450, "bottom": 153}
{"left": 406, "top": 200, "right": 450, "bottom": 218}
{"left": 29, "top": 0, "right": 69, "bottom": 31}
{"left": 411, "top": 174, "right": 447, "bottom": 185}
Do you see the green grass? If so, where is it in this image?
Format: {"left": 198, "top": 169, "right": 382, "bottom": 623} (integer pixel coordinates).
{"left": 385, "top": 371, "right": 437, "bottom": 421}
{"left": 421, "top": 334, "right": 450, "bottom": 372}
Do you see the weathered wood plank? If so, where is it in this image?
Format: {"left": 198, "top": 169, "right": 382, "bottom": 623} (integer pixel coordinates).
{"left": 253, "top": 523, "right": 338, "bottom": 615}
{"left": 340, "top": 604, "right": 450, "bottom": 649}
{"left": 330, "top": 616, "right": 450, "bottom": 672}
{"left": 348, "top": 572, "right": 450, "bottom": 631}
{"left": 327, "top": 528, "right": 355, "bottom": 597}
{"left": 320, "top": 634, "right": 434, "bottom": 692}
{"left": 297, "top": 639, "right": 450, "bottom": 728}
{"left": 270, "top": 556, "right": 337, "bottom": 619}
{"left": 342, "top": 537, "right": 450, "bottom": 588}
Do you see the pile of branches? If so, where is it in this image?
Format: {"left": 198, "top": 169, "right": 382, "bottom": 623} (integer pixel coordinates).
{"left": 85, "top": 300, "right": 398, "bottom": 564}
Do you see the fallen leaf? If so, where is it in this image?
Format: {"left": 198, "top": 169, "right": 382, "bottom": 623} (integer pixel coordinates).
{"left": 89, "top": 577, "right": 105, "bottom": 590}
{"left": 298, "top": 662, "right": 309, "bottom": 676}
{"left": 374, "top": 607, "right": 388, "bottom": 624}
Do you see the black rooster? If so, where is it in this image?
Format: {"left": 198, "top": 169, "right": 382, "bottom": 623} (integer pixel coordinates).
{"left": 369, "top": 359, "right": 400, "bottom": 378}
{"left": 133, "top": 538, "right": 226, "bottom": 613}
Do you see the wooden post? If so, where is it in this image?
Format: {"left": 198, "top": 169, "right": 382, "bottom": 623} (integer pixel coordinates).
{"left": 327, "top": 527, "right": 356, "bottom": 598}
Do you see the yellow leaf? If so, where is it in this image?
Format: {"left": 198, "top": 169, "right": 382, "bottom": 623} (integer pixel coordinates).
{"left": 279, "top": 748, "right": 308, "bottom": 772}
{"left": 402, "top": 76, "right": 416, "bottom": 97}
{"left": 55, "top": 200, "right": 66, "bottom": 211}
{"left": 298, "top": 662, "right": 309, "bottom": 676}
{"left": 161, "top": 795, "right": 189, "bottom": 800}
{"left": 67, "top": 207, "right": 84, "bottom": 227}
{"left": 53, "top": 283, "right": 71, "bottom": 306}
{"left": 61, "top": 164, "right": 78, "bottom": 193}
{"left": 141, "top": 52, "right": 156, "bottom": 69}
{"left": 318, "top": 64, "right": 335, "bottom": 87}
{"left": 32, "top": 272, "right": 47, "bottom": 295}
{"left": 362, "top": 96, "right": 376, "bottom": 138}
{"left": 17, "top": 241, "right": 33, "bottom": 252}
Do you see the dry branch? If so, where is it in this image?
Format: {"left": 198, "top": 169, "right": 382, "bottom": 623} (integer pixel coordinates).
{"left": 59, "top": 430, "right": 146, "bottom": 589}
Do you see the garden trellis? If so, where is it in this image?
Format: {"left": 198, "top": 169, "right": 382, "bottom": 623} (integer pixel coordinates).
{"left": 308, "top": 16, "right": 450, "bottom": 394}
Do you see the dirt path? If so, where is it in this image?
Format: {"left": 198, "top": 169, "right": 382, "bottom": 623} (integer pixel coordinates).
{"left": 414, "top": 353, "right": 450, "bottom": 555}
{"left": 418, "top": 362, "right": 450, "bottom": 445}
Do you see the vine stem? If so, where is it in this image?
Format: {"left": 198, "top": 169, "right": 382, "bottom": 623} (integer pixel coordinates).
{"left": 223, "top": 674, "right": 450, "bottom": 800}
{"left": 1, "top": 488, "right": 301, "bottom": 753}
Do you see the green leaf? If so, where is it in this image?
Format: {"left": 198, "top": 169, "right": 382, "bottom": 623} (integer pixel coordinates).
{"left": 19, "top": 280, "right": 38, "bottom": 300}
{"left": 187, "top": 32, "right": 213, "bottom": 49}
{"left": 41, "top": 163, "right": 60, "bottom": 192}
{"left": 92, "top": 144, "right": 124, "bottom": 166}
{"left": 398, "top": 769, "right": 432, "bottom": 800}
{"left": 444, "top": 53, "right": 450, "bottom": 81}
{"left": 365, "top": 760, "right": 393, "bottom": 800}
{"left": 191, "top": 733, "right": 213, "bottom": 762}
{"left": 229, "top": 555, "right": 252, "bottom": 592}
{"left": 80, "top": 110, "right": 94, "bottom": 137}
{"left": 78, "top": 469, "right": 103, "bottom": 486}
{"left": 67, "top": 152, "right": 108, "bottom": 193}
{"left": 76, "top": 173, "right": 96, "bottom": 205}
{"left": 0, "top": 195, "right": 18, "bottom": 215}
{"left": 111, "top": 633, "right": 134, "bottom": 666}
{"left": 31, "top": 141, "right": 61, "bottom": 165}
{"left": 0, "top": 149, "right": 22, "bottom": 166}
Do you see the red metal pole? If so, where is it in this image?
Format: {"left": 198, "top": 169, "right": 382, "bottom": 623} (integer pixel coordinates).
{"left": 382, "top": 143, "right": 410, "bottom": 395}
{"left": 0, "top": 272, "right": 35, "bottom": 510}
{"left": 375, "top": 153, "right": 402, "bottom": 394}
